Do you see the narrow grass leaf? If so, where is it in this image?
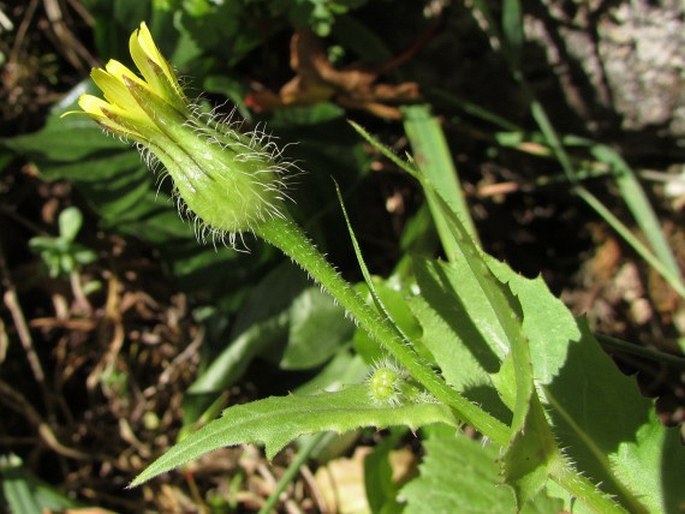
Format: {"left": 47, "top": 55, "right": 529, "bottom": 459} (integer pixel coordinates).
{"left": 363, "top": 429, "right": 407, "bottom": 513}
{"left": 2, "top": 471, "right": 41, "bottom": 514}
{"left": 591, "top": 143, "right": 682, "bottom": 281}
{"left": 402, "top": 104, "right": 478, "bottom": 249}
{"left": 576, "top": 187, "right": 685, "bottom": 298}
{"left": 1, "top": 456, "right": 82, "bottom": 513}
{"left": 334, "top": 182, "right": 415, "bottom": 350}
{"left": 502, "top": 0, "right": 524, "bottom": 66}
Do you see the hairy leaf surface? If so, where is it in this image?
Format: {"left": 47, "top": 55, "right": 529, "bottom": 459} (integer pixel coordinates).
{"left": 132, "top": 385, "right": 457, "bottom": 486}
{"left": 402, "top": 427, "right": 564, "bottom": 514}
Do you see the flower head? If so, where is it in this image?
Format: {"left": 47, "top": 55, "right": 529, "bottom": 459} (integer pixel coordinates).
{"left": 73, "top": 22, "right": 291, "bottom": 246}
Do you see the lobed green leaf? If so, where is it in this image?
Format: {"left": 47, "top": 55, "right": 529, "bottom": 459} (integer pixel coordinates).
{"left": 402, "top": 427, "right": 564, "bottom": 514}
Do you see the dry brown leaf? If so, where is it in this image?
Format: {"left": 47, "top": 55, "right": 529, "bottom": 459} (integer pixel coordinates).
{"left": 246, "top": 31, "right": 421, "bottom": 120}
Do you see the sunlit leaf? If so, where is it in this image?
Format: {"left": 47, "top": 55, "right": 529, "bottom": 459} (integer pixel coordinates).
{"left": 132, "top": 385, "right": 457, "bottom": 486}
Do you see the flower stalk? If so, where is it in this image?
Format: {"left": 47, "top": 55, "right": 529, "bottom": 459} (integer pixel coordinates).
{"left": 254, "top": 216, "right": 512, "bottom": 445}
{"left": 71, "top": 21, "right": 510, "bottom": 443}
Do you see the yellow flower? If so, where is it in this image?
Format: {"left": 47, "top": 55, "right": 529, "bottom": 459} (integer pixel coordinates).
{"left": 78, "top": 23, "right": 188, "bottom": 141}
{"left": 72, "top": 22, "right": 290, "bottom": 246}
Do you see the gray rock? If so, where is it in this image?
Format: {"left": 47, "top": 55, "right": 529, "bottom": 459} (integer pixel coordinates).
{"left": 525, "top": 0, "right": 685, "bottom": 138}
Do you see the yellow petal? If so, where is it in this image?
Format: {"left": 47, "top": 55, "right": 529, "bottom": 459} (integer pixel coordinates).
{"left": 97, "top": 61, "right": 154, "bottom": 123}
{"left": 131, "top": 23, "right": 164, "bottom": 73}
{"left": 129, "top": 22, "right": 187, "bottom": 110}
{"left": 77, "top": 95, "right": 138, "bottom": 137}
{"left": 104, "top": 60, "right": 147, "bottom": 90}
{"left": 91, "top": 67, "right": 133, "bottom": 108}
{"left": 137, "top": 22, "right": 180, "bottom": 89}
{"left": 79, "top": 85, "right": 159, "bottom": 144}
{"left": 128, "top": 23, "right": 175, "bottom": 99}
{"left": 78, "top": 94, "right": 110, "bottom": 118}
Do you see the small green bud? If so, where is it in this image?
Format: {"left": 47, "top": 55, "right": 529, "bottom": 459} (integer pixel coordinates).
{"left": 368, "top": 366, "right": 403, "bottom": 405}
{"left": 70, "top": 22, "right": 292, "bottom": 246}
{"left": 367, "top": 358, "right": 432, "bottom": 407}
{"left": 367, "top": 359, "right": 409, "bottom": 406}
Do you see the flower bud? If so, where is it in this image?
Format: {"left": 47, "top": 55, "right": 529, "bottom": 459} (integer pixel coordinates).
{"left": 367, "top": 358, "right": 431, "bottom": 406}
{"left": 71, "top": 22, "right": 291, "bottom": 246}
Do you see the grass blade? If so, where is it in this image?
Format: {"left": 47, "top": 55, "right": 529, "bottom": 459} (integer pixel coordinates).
{"left": 590, "top": 144, "right": 682, "bottom": 280}
{"left": 402, "top": 105, "right": 479, "bottom": 253}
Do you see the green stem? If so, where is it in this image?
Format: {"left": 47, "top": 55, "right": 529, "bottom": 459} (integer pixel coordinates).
{"left": 596, "top": 333, "right": 685, "bottom": 369}
{"left": 548, "top": 454, "right": 631, "bottom": 514}
{"left": 256, "top": 216, "right": 631, "bottom": 513}
{"left": 254, "top": 216, "right": 510, "bottom": 446}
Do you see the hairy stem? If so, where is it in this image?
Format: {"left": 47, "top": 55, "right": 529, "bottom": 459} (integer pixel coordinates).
{"left": 256, "top": 216, "right": 629, "bottom": 514}
{"left": 255, "top": 216, "right": 510, "bottom": 445}
{"left": 549, "top": 454, "right": 631, "bottom": 514}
